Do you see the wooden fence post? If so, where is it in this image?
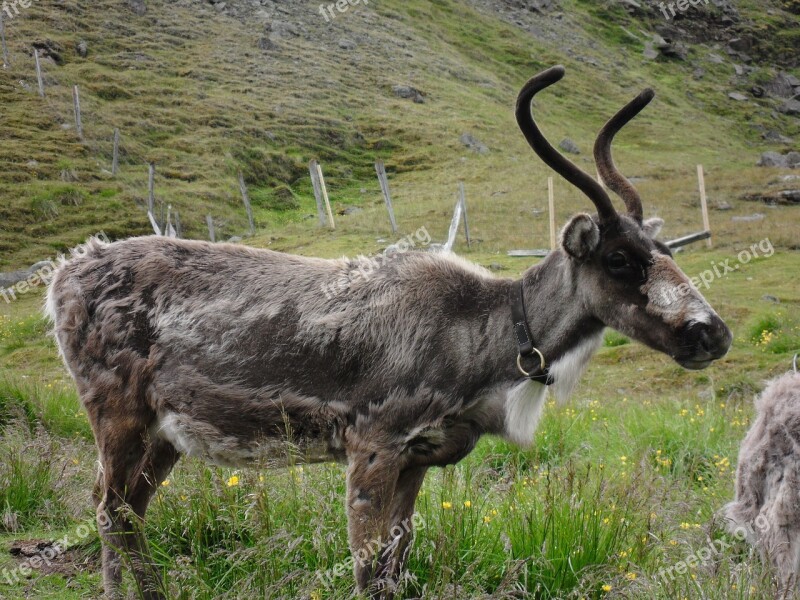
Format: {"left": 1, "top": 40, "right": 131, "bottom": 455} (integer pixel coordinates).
{"left": 0, "top": 13, "right": 9, "bottom": 68}
{"left": 206, "top": 215, "right": 216, "bottom": 242}
{"left": 458, "top": 182, "right": 471, "bottom": 248}
{"left": 443, "top": 197, "right": 463, "bottom": 253}
{"left": 147, "top": 163, "right": 155, "bottom": 214}
{"left": 147, "top": 211, "right": 161, "bottom": 236}
{"left": 34, "top": 49, "right": 44, "bottom": 97}
{"left": 238, "top": 171, "right": 255, "bottom": 235}
{"left": 72, "top": 85, "right": 83, "bottom": 140}
{"left": 315, "top": 162, "right": 335, "bottom": 230}
{"left": 111, "top": 128, "right": 120, "bottom": 175}
{"left": 174, "top": 211, "right": 182, "bottom": 238}
{"left": 375, "top": 160, "right": 398, "bottom": 234}
{"left": 697, "top": 164, "right": 712, "bottom": 248}
{"left": 309, "top": 160, "right": 327, "bottom": 227}
{"left": 547, "top": 176, "right": 556, "bottom": 251}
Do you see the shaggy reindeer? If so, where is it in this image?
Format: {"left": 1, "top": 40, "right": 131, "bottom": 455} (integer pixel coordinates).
{"left": 724, "top": 356, "right": 800, "bottom": 591}
{"left": 46, "top": 66, "right": 731, "bottom": 599}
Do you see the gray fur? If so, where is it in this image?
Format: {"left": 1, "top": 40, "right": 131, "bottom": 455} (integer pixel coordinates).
{"left": 724, "top": 368, "right": 800, "bottom": 591}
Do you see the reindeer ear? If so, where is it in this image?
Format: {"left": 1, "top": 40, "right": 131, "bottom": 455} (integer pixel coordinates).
{"left": 560, "top": 213, "right": 600, "bottom": 260}
{"left": 642, "top": 217, "right": 664, "bottom": 239}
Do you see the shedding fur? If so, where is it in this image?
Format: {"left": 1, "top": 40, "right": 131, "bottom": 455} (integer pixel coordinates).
{"left": 723, "top": 366, "right": 800, "bottom": 591}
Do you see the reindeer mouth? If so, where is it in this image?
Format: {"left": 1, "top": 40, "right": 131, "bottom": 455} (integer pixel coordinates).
{"left": 677, "top": 357, "right": 714, "bottom": 370}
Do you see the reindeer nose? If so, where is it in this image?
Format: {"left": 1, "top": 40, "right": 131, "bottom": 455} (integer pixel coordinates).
{"left": 697, "top": 317, "right": 733, "bottom": 360}
{"left": 678, "top": 316, "right": 732, "bottom": 370}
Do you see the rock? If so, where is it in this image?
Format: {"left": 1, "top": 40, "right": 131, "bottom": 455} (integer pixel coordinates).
{"left": 76, "top": 40, "right": 88, "bottom": 58}
{"left": 488, "top": 263, "right": 508, "bottom": 271}
{"left": 760, "top": 152, "right": 800, "bottom": 169}
{"left": 692, "top": 67, "right": 705, "bottom": 80}
{"left": 392, "top": 85, "right": 425, "bottom": 104}
{"left": 728, "top": 37, "right": 751, "bottom": 53}
{"left": 651, "top": 33, "right": 688, "bottom": 60}
{"left": 750, "top": 86, "right": 765, "bottom": 98}
{"left": 128, "top": 0, "right": 146, "bottom": 15}
{"left": 257, "top": 36, "right": 278, "bottom": 51}
{"left": 269, "top": 20, "right": 299, "bottom": 38}
{"left": 762, "top": 295, "right": 780, "bottom": 304}
{"left": 731, "top": 213, "right": 764, "bottom": 223}
{"left": 733, "top": 64, "right": 745, "bottom": 76}
{"left": 715, "top": 201, "right": 733, "bottom": 211}
{"left": 0, "top": 260, "right": 54, "bottom": 289}
{"left": 763, "top": 72, "right": 800, "bottom": 98}
{"left": 227, "top": 236, "right": 243, "bottom": 244}
{"left": 643, "top": 42, "right": 659, "bottom": 60}
{"left": 778, "top": 99, "right": 800, "bottom": 116}
{"left": 338, "top": 38, "right": 357, "bottom": 50}
{"left": 707, "top": 53, "right": 725, "bottom": 64}
{"left": 460, "top": 132, "right": 489, "bottom": 155}
{"left": 728, "top": 92, "right": 749, "bottom": 101}
{"left": 778, "top": 189, "right": 800, "bottom": 203}
{"left": 559, "top": 138, "right": 580, "bottom": 154}
{"left": 762, "top": 130, "right": 793, "bottom": 144}
{"left": 508, "top": 0, "right": 554, "bottom": 12}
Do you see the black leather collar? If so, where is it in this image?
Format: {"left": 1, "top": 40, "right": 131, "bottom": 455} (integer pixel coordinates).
{"left": 510, "top": 279, "right": 553, "bottom": 385}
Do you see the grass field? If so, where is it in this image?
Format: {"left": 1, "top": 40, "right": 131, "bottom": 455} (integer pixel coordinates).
{"left": 1, "top": 232, "right": 799, "bottom": 599}
{"left": 1, "top": 0, "right": 799, "bottom": 598}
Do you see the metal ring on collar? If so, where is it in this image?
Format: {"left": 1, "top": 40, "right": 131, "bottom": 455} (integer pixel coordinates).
{"left": 516, "top": 347, "right": 546, "bottom": 378}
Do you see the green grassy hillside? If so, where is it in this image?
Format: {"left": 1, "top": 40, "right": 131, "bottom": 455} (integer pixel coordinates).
{"left": 0, "top": 0, "right": 799, "bottom": 598}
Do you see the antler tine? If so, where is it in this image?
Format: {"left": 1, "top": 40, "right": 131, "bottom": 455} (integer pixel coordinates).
{"left": 516, "top": 66, "right": 617, "bottom": 223}
{"left": 593, "top": 89, "right": 655, "bottom": 224}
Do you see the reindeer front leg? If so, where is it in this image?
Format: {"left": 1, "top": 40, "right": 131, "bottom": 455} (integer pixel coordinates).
{"left": 345, "top": 445, "right": 401, "bottom": 596}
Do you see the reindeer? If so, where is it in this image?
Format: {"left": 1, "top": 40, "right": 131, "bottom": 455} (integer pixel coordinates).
{"left": 45, "top": 66, "right": 732, "bottom": 599}
{"left": 724, "top": 355, "right": 800, "bottom": 593}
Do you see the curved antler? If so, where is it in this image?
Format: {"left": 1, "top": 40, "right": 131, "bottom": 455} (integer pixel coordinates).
{"left": 593, "top": 88, "right": 655, "bottom": 224}
{"left": 516, "top": 66, "right": 617, "bottom": 223}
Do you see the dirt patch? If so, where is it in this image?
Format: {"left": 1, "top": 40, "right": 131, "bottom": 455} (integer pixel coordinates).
{"left": 8, "top": 539, "right": 97, "bottom": 578}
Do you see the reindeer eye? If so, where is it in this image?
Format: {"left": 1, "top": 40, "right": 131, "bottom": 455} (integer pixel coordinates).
{"left": 606, "top": 251, "right": 630, "bottom": 270}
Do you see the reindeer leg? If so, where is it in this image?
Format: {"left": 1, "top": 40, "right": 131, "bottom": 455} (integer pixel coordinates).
{"left": 96, "top": 431, "right": 178, "bottom": 600}
{"left": 345, "top": 447, "right": 401, "bottom": 597}
{"left": 376, "top": 466, "right": 428, "bottom": 594}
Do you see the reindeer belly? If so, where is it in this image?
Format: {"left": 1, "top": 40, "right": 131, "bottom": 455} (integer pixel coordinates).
{"left": 149, "top": 368, "right": 348, "bottom": 467}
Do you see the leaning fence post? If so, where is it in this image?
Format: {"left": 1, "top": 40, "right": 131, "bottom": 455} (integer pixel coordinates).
{"left": 147, "top": 163, "right": 155, "bottom": 214}
{"left": 458, "top": 182, "right": 471, "bottom": 248}
{"left": 34, "top": 49, "right": 44, "bottom": 97}
{"left": 375, "top": 160, "right": 398, "bottom": 234}
{"left": 72, "top": 85, "right": 83, "bottom": 140}
{"left": 697, "top": 164, "right": 712, "bottom": 248}
{"left": 238, "top": 171, "right": 255, "bottom": 235}
{"left": 309, "top": 160, "right": 327, "bottom": 227}
{"left": 111, "top": 128, "right": 120, "bottom": 175}
{"left": 547, "top": 177, "right": 556, "bottom": 251}
{"left": 206, "top": 215, "right": 216, "bottom": 242}
{"left": 316, "top": 162, "right": 335, "bottom": 230}
{"left": 0, "top": 13, "right": 9, "bottom": 68}
{"left": 147, "top": 211, "right": 161, "bottom": 236}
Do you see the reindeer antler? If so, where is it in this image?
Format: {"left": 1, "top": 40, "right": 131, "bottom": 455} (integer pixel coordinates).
{"left": 516, "top": 66, "right": 617, "bottom": 223}
{"left": 593, "top": 88, "right": 655, "bottom": 224}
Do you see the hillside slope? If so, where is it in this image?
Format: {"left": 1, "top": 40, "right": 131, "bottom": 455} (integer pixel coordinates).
{"left": 0, "top": 0, "right": 797, "bottom": 269}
